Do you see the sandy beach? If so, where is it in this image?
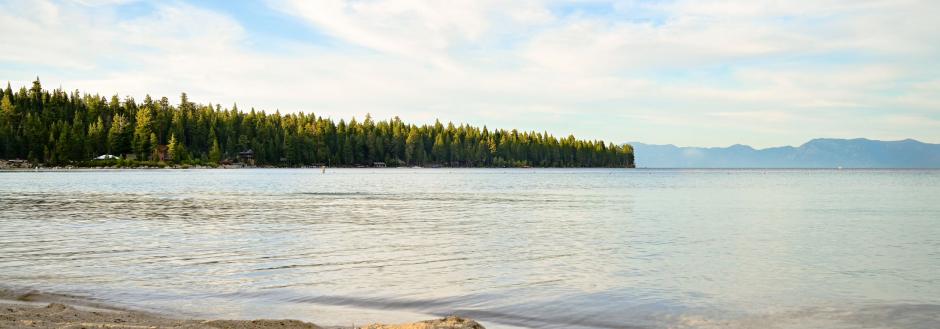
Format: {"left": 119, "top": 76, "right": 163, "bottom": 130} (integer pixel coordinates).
{"left": 0, "top": 290, "right": 483, "bottom": 329}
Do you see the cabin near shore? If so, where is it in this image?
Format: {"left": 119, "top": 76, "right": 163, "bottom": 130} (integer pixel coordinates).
{"left": 152, "top": 145, "right": 169, "bottom": 162}
{"left": 238, "top": 149, "right": 255, "bottom": 166}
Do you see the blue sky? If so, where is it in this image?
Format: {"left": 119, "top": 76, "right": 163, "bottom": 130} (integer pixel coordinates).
{"left": 1, "top": 0, "right": 938, "bottom": 147}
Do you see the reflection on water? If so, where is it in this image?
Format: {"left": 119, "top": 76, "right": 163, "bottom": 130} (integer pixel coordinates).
{"left": 1, "top": 169, "right": 938, "bottom": 328}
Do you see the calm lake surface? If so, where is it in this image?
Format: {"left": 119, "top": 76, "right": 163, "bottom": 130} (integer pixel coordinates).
{"left": 1, "top": 169, "right": 939, "bottom": 328}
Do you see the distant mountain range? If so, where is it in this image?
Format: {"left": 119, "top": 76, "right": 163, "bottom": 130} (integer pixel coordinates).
{"left": 628, "top": 138, "right": 940, "bottom": 168}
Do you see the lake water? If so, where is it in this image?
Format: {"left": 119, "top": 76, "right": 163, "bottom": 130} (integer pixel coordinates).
{"left": 1, "top": 169, "right": 938, "bottom": 328}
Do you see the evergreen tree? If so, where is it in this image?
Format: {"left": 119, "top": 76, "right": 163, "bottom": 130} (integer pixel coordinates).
{"left": 86, "top": 117, "right": 105, "bottom": 158}
{"left": 432, "top": 133, "right": 446, "bottom": 164}
{"left": 133, "top": 106, "right": 153, "bottom": 159}
{"left": 168, "top": 134, "right": 182, "bottom": 163}
{"left": 107, "top": 114, "right": 131, "bottom": 156}
{"left": 0, "top": 95, "right": 14, "bottom": 158}
{"left": 405, "top": 129, "right": 420, "bottom": 165}
{"left": 209, "top": 139, "right": 222, "bottom": 163}
{"left": 149, "top": 133, "right": 159, "bottom": 161}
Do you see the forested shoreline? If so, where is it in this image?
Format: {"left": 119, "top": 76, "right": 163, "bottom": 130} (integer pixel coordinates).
{"left": 0, "top": 79, "right": 634, "bottom": 168}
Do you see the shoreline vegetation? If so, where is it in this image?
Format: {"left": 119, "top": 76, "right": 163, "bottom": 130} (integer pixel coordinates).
{"left": 0, "top": 290, "right": 485, "bottom": 329}
{"left": 0, "top": 79, "right": 634, "bottom": 169}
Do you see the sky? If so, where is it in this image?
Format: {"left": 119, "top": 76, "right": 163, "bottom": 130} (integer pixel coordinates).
{"left": 1, "top": 0, "right": 938, "bottom": 148}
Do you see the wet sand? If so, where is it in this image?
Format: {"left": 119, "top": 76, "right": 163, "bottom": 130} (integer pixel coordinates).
{"left": 0, "top": 290, "right": 483, "bottom": 329}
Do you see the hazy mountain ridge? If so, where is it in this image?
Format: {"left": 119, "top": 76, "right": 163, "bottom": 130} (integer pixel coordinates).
{"left": 629, "top": 138, "right": 940, "bottom": 168}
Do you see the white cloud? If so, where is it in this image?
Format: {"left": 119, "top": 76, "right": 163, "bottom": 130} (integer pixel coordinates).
{"left": 0, "top": 0, "right": 938, "bottom": 147}
{"left": 274, "top": 0, "right": 553, "bottom": 70}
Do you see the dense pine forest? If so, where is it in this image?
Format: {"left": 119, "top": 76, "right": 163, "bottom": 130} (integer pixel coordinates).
{"left": 0, "top": 79, "right": 634, "bottom": 168}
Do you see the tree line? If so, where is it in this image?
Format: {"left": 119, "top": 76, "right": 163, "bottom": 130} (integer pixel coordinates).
{"left": 0, "top": 79, "right": 634, "bottom": 167}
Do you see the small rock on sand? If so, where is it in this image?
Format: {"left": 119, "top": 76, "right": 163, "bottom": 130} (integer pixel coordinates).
{"left": 360, "top": 316, "right": 484, "bottom": 329}
{"left": 202, "top": 319, "right": 322, "bottom": 329}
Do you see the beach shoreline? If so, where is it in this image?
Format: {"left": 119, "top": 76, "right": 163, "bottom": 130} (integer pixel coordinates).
{"left": 0, "top": 290, "right": 483, "bottom": 329}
